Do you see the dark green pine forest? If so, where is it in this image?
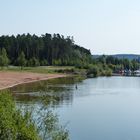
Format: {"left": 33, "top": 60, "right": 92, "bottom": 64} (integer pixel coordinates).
{"left": 0, "top": 33, "right": 91, "bottom": 67}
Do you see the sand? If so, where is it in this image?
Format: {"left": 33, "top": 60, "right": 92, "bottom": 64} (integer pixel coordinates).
{"left": 0, "top": 71, "right": 66, "bottom": 90}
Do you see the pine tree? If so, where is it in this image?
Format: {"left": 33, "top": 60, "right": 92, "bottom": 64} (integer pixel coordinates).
{"left": 0, "top": 48, "right": 9, "bottom": 68}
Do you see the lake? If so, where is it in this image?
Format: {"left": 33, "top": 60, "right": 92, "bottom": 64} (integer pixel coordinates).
{"left": 11, "top": 76, "right": 140, "bottom": 140}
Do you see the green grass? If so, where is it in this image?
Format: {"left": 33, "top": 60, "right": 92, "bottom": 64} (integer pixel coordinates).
{"left": 0, "top": 66, "right": 75, "bottom": 74}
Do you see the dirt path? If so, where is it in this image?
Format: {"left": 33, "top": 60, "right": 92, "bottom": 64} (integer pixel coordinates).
{"left": 0, "top": 71, "right": 66, "bottom": 90}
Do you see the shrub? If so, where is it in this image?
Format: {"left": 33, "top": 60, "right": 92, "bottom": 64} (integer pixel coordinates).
{"left": 0, "top": 90, "right": 69, "bottom": 140}
{"left": 105, "top": 68, "right": 112, "bottom": 76}
{"left": 0, "top": 90, "right": 40, "bottom": 140}
{"left": 28, "top": 57, "right": 40, "bottom": 67}
{"left": 87, "top": 65, "right": 99, "bottom": 77}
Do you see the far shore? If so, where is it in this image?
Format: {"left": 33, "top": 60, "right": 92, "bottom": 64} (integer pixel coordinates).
{"left": 0, "top": 71, "right": 68, "bottom": 90}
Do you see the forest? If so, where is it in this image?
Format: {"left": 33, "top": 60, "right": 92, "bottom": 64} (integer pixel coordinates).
{"left": 0, "top": 33, "right": 140, "bottom": 77}
{"left": 0, "top": 33, "right": 91, "bottom": 67}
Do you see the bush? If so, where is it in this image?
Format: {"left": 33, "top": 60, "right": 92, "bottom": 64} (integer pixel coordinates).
{"left": 0, "top": 90, "right": 69, "bottom": 140}
{"left": 87, "top": 65, "right": 99, "bottom": 77}
{"left": 28, "top": 57, "right": 40, "bottom": 67}
{"left": 40, "top": 59, "right": 48, "bottom": 66}
{"left": 0, "top": 90, "right": 40, "bottom": 140}
{"left": 105, "top": 68, "right": 112, "bottom": 76}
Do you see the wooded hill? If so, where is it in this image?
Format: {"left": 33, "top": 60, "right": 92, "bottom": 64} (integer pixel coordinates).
{"left": 0, "top": 33, "right": 91, "bottom": 66}
{"left": 93, "top": 54, "right": 140, "bottom": 61}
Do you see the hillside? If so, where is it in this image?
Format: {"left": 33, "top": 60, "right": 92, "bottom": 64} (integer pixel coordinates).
{"left": 93, "top": 54, "right": 140, "bottom": 60}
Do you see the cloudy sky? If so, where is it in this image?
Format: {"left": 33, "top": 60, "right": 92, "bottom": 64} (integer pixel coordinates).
{"left": 1, "top": 0, "right": 140, "bottom": 54}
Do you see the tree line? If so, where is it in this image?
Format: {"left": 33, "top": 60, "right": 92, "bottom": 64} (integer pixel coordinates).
{"left": 84, "top": 55, "right": 140, "bottom": 77}
{"left": 0, "top": 33, "right": 91, "bottom": 67}
{"left": 95, "top": 55, "right": 140, "bottom": 71}
{"left": 0, "top": 33, "right": 140, "bottom": 77}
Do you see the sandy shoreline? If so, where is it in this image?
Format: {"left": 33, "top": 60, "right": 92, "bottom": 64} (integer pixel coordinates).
{"left": 0, "top": 71, "right": 67, "bottom": 90}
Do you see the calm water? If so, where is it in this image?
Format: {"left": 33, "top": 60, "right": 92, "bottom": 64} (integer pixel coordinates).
{"left": 11, "top": 76, "right": 140, "bottom": 140}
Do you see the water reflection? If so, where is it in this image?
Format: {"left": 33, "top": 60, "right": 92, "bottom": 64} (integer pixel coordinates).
{"left": 10, "top": 76, "right": 140, "bottom": 140}
{"left": 11, "top": 76, "right": 84, "bottom": 107}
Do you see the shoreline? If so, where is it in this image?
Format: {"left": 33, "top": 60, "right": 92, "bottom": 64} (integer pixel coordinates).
{"left": 1, "top": 71, "right": 139, "bottom": 91}
{"left": 0, "top": 71, "right": 68, "bottom": 91}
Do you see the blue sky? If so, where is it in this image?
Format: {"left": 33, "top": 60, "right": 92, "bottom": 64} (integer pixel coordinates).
{"left": 1, "top": 0, "right": 140, "bottom": 54}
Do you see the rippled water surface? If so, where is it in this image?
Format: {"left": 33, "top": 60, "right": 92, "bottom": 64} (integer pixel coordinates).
{"left": 11, "top": 76, "right": 140, "bottom": 140}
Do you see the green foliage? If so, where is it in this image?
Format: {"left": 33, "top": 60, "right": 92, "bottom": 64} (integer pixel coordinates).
{"left": 0, "top": 33, "right": 91, "bottom": 67}
{"left": 40, "top": 59, "right": 48, "bottom": 66}
{"left": 105, "top": 69, "right": 112, "bottom": 76}
{"left": 87, "top": 65, "right": 99, "bottom": 77}
{"left": 85, "top": 63, "right": 113, "bottom": 77}
{"left": 0, "top": 48, "right": 9, "bottom": 68}
{"left": 0, "top": 90, "right": 69, "bottom": 140}
{"left": 37, "top": 110, "right": 69, "bottom": 140}
{"left": 1, "top": 33, "right": 139, "bottom": 76}
{"left": 28, "top": 57, "right": 40, "bottom": 67}
{"left": 95, "top": 55, "right": 140, "bottom": 74}
{"left": 17, "top": 51, "right": 26, "bottom": 69}
{"left": 0, "top": 90, "right": 40, "bottom": 140}
{"left": 52, "top": 59, "right": 62, "bottom": 66}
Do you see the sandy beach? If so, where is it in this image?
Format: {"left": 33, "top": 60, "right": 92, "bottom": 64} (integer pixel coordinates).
{"left": 0, "top": 71, "right": 66, "bottom": 90}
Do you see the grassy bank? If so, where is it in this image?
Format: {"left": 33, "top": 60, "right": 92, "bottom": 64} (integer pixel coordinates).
{"left": 0, "top": 90, "right": 69, "bottom": 140}
{"left": 0, "top": 66, "right": 75, "bottom": 74}
{"left": 0, "top": 65, "right": 113, "bottom": 78}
